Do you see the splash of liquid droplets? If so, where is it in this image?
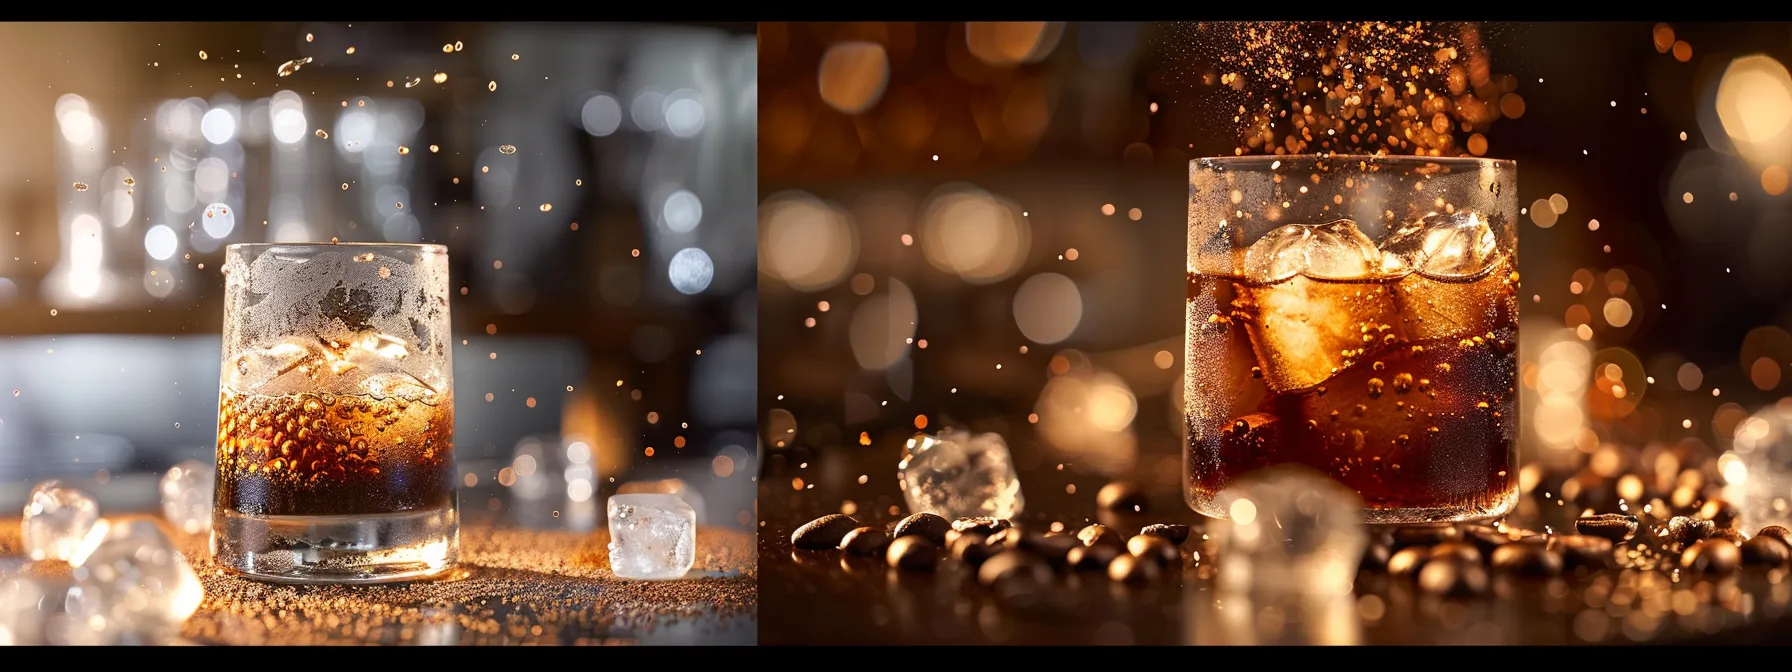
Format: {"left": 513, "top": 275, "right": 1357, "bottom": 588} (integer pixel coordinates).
{"left": 276, "top": 57, "right": 313, "bottom": 77}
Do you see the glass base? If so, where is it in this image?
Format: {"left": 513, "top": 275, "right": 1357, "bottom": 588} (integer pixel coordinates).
{"left": 212, "top": 507, "right": 459, "bottom": 584}
{"left": 1188, "top": 485, "right": 1519, "bottom": 526}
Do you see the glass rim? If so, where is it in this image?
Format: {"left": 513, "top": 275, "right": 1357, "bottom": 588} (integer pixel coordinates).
{"left": 1192, "top": 154, "right": 1516, "bottom": 169}
{"left": 225, "top": 242, "right": 447, "bottom": 253}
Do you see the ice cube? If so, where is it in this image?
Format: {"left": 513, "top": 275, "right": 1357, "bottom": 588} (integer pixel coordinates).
{"left": 617, "top": 479, "right": 707, "bottom": 525}
{"left": 1212, "top": 465, "right": 1366, "bottom": 597}
{"left": 226, "top": 338, "right": 315, "bottom": 392}
{"left": 159, "top": 461, "right": 215, "bottom": 536}
{"left": 1727, "top": 404, "right": 1792, "bottom": 531}
{"left": 897, "top": 430, "right": 1025, "bottom": 520}
{"left": 68, "top": 518, "right": 206, "bottom": 638}
{"left": 10, "top": 561, "right": 111, "bottom": 645}
{"left": 21, "top": 481, "right": 100, "bottom": 562}
{"left": 1236, "top": 220, "right": 1402, "bottom": 393}
{"left": 1381, "top": 212, "right": 1516, "bottom": 342}
{"left": 606, "top": 494, "right": 696, "bottom": 580}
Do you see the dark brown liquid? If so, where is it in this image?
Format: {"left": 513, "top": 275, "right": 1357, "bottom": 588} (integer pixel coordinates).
{"left": 216, "top": 391, "right": 454, "bottom": 516}
{"left": 1184, "top": 261, "right": 1519, "bottom": 522}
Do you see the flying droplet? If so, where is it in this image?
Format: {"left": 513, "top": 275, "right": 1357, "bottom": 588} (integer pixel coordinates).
{"left": 539, "top": 204, "right": 552, "bottom": 212}
{"left": 511, "top": 54, "right": 520, "bottom": 61}
{"left": 315, "top": 129, "right": 329, "bottom": 139}
{"left": 341, "top": 183, "right": 350, "bottom": 191}
{"left": 72, "top": 182, "right": 89, "bottom": 192}
{"left": 345, "top": 46, "right": 356, "bottom": 55}
{"left": 198, "top": 51, "right": 208, "bottom": 60}
{"left": 454, "top": 41, "right": 464, "bottom": 52}
{"left": 398, "top": 146, "right": 410, "bottom": 155}
{"left": 575, "top": 179, "right": 583, "bottom": 186}
{"left": 403, "top": 77, "right": 423, "bottom": 88}
{"left": 122, "top": 177, "right": 135, "bottom": 186}
{"left": 488, "top": 80, "right": 497, "bottom": 92}
{"left": 441, "top": 43, "right": 454, "bottom": 53}
{"left": 428, "top": 145, "right": 440, "bottom": 153}
{"left": 276, "top": 57, "right": 313, "bottom": 77}
{"left": 498, "top": 144, "right": 517, "bottom": 155}
{"left": 395, "top": 202, "right": 404, "bottom": 210}
{"left": 432, "top": 72, "right": 448, "bottom": 84}
{"left": 305, "top": 33, "right": 314, "bottom": 43}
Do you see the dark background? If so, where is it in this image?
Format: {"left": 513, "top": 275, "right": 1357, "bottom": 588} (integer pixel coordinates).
{"left": 757, "top": 21, "right": 1792, "bottom": 645}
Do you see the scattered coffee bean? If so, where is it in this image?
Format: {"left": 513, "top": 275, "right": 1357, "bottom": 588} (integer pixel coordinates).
{"left": 1459, "top": 525, "right": 1514, "bottom": 555}
{"left": 1489, "top": 540, "right": 1561, "bottom": 576}
{"left": 1741, "top": 535, "right": 1792, "bottom": 566}
{"left": 1552, "top": 535, "right": 1615, "bottom": 570}
{"left": 1387, "top": 546, "right": 1432, "bottom": 577}
{"left": 885, "top": 536, "right": 939, "bottom": 571}
{"left": 1067, "top": 543, "right": 1121, "bottom": 572}
{"left": 1028, "top": 534, "right": 1080, "bottom": 568}
{"left": 1574, "top": 513, "right": 1639, "bottom": 542}
{"left": 891, "top": 513, "right": 951, "bottom": 544}
{"left": 950, "top": 533, "right": 998, "bottom": 566}
{"left": 1680, "top": 539, "right": 1741, "bottom": 574}
{"left": 1077, "top": 524, "right": 1127, "bottom": 549}
{"left": 792, "top": 514, "right": 860, "bottom": 550}
{"left": 986, "top": 527, "right": 1026, "bottom": 552}
{"left": 1096, "top": 481, "right": 1149, "bottom": 513}
{"left": 978, "top": 550, "right": 1051, "bottom": 587}
{"left": 1666, "top": 516, "right": 1716, "bottom": 546}
{"left": 952, "top": 517, "right": 1011, "bottom": 536}
{"left": 1698, "top": 498, "right": 1740, "bottom": 529}
{"left": 1360, "top": 541, "right": 1392, "bottom": 572}
{"left": 1417, "top": 555, "right": 1488, "bottom": 596}
{"left": 1108, "top": 553, "right": 1160, "bottom": 584}
{"left": 943, "top": 528, "right": 987, "bottom": 548}
{"left": 840, "top": 527, "right": 891, "bottom": 555}
{"left": 1759, "top": 526, "right": 1792, "bottom": 544}
{"left": 1140, "top": 523, "right": 1191, "bottom": 545}
{"left": 1126, "top": 535, "right": 1182, "bottom": 569}
{"left": 1430, "top": 540, "right": 1484, "bottom": 565}
{"left": 1712, "top": 528, "right": 1748, "bottom": 544}
{"left": 1391, "top": 525, "right": 1459, "bottom": 550}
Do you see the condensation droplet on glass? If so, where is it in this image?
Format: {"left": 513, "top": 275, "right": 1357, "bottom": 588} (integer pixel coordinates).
{"left": 72, "top": 182, "right": 88, "bottom": 191}
{"left": 395, "top": 202, "right": 404, "bottom": 210}
{"left": 122, "top": 177, "right": 135, "bottom": 186}
{"left": 498, "top": 144, "right": 517, "bottom": 155}
{"left": 552, "top": 511, "right": 560, "bottom": 518}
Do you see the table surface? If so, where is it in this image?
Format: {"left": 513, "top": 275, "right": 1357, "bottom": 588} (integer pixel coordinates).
{"left": 2, "top": 517, "right": 757, "bottom": 646}
{"left": 757, "top": 425, "right": 1792, "bottom": 646}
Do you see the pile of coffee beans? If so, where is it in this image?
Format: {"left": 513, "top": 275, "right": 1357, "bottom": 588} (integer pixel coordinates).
{"left": 791, "top": 510, "right": 1195, "bottom": 587}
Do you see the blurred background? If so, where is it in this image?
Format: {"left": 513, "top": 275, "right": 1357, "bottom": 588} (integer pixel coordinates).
{"left": 758, "top": 21, "right": 1792, "bottom": 644}
{"left": 0, "top": 22, "right": 760, "bottom": 540}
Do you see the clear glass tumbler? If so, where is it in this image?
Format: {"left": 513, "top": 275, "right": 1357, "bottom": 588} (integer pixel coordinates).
{"left": 1183, "top": 155, "right": 1519, "bottom": 524}
{"left": 211, "top": 243, "right": 458, "bottom": 583}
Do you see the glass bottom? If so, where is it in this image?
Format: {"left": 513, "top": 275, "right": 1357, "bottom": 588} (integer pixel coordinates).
{"left": 1187, "top": 484, "right": 1519, "bottom": 526}
{"left": 211, "top": 507, "right": 459, "bottom": 584}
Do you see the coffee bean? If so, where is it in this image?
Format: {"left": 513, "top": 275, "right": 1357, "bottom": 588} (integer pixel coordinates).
{"left": 1459, "top": 525, "right": 1514, "bottom": 555}
{"left": 1418, "top": 555, "right": 1488, "bottom": 596}
{"left": 1387, "top": 546, "right": 1432, "bottom": 577}
{"left": 1067, "top": 543, "right": 1121, "bottom": 572}
{"left": 1140, "top": 523, "right": 1191, "bottom": 545}
{"left": 986, "top": 527, "right": 1026, "bottom": 552}
{"left": 1712, "top": 528, "right": 1748, "bottom": 545}
{"left": 1107, "top": 553, "right": 1160, "bottom": 584}
{"left": 1028, "top": 534, "right": 1080, "bottom": 568}
{"left": 1759, "top": 526, "right": 1792, "bottom": 544}
{"left": 1077, "top": 524, "right": 1126, "bottom": 549}
{"left": 892, "top": 513, "right": 951, "bottom": 544}
{"left": 977, "top": 549, "right": 1050, "bottom": 587}
{"left": 885, "top": 536, "right": 939, "bottom": 571}
{"left": 950, "top": 533, "right": 998, "bottom": 565}
{"left": 840, "top": 527, "right": 891, "bottom": 555}
{"left": 1698, "top": 498, "right": 1740, "bottom": 529}
{"left": 1430, "top": 540, "right": 1484, "bottom": 565}
{"left": 1489, "top": 540, "right": 1561, "bottom": 576}
{"left": 1667, "top": 516, "right": 1716, "bottom": 546}
{"left": 1680, "top": 539, "right": 1741, "bottom": 574}
{"left": 792, "top": 514, "right": 861, "bottom": 549}
{"left": 1552, "top": 535, "right": 1615, "bottom": 570}
{"left": 1574, "top": 513, "right": 1638, "bottom": 542}
{"left": 1126, "top": 535, "right": 1182, "bottom": 568}
{"left": 1741, "top": 535, "right": 1792, "bottom": 566}
{"left": 1360, "top": 541, "right": 1392, "bottom": 572}
{"left": 943, "top": 528, "right": 987, "bottom": 548}
{"left": 1096, "top": 481, "right": 1149, "bottom": 513}
{"left": 952, "top": 517, "right": 1011, "bottom": 536}
{"left": 1391, "top": 525, "right": 1459, "bottom": 550}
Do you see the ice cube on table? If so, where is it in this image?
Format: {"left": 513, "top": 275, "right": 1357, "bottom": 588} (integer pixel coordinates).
{"left": 69, "top": 518, "right": 205, "bottom": 638}
{"left": 897, "top": 430, "right": 1025, "bottom": 520}
{"left": 1237, "top": 220, "right": 1401, "bottom": 393}
{"left": 606, "top": 494, "right": 696, "bottom": 580}
{"left": 159, "top": 461, "right": 215, "bottom": 536}
{"left": 21, "top": 481, "right": 99, "bottom": 562}
{"left": 617, "top": 479, "right": 707, "bottom": 525}
{"left": 1381, "top": 212, "right": 1515, "bottom": 342}
{"left": 1727, "top": 404, "right": 1792, "bottom": 531}
{"left": 1212, "top": 465, "right": 1366, "bottom": 597}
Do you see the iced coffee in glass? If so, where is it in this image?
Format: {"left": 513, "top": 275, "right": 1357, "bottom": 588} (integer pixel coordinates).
{"left": 212, "top": 243, "right": 457, "bottom": 583}
{"left": 1184, "top": 155, "right": 1518, "bottom": 524}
